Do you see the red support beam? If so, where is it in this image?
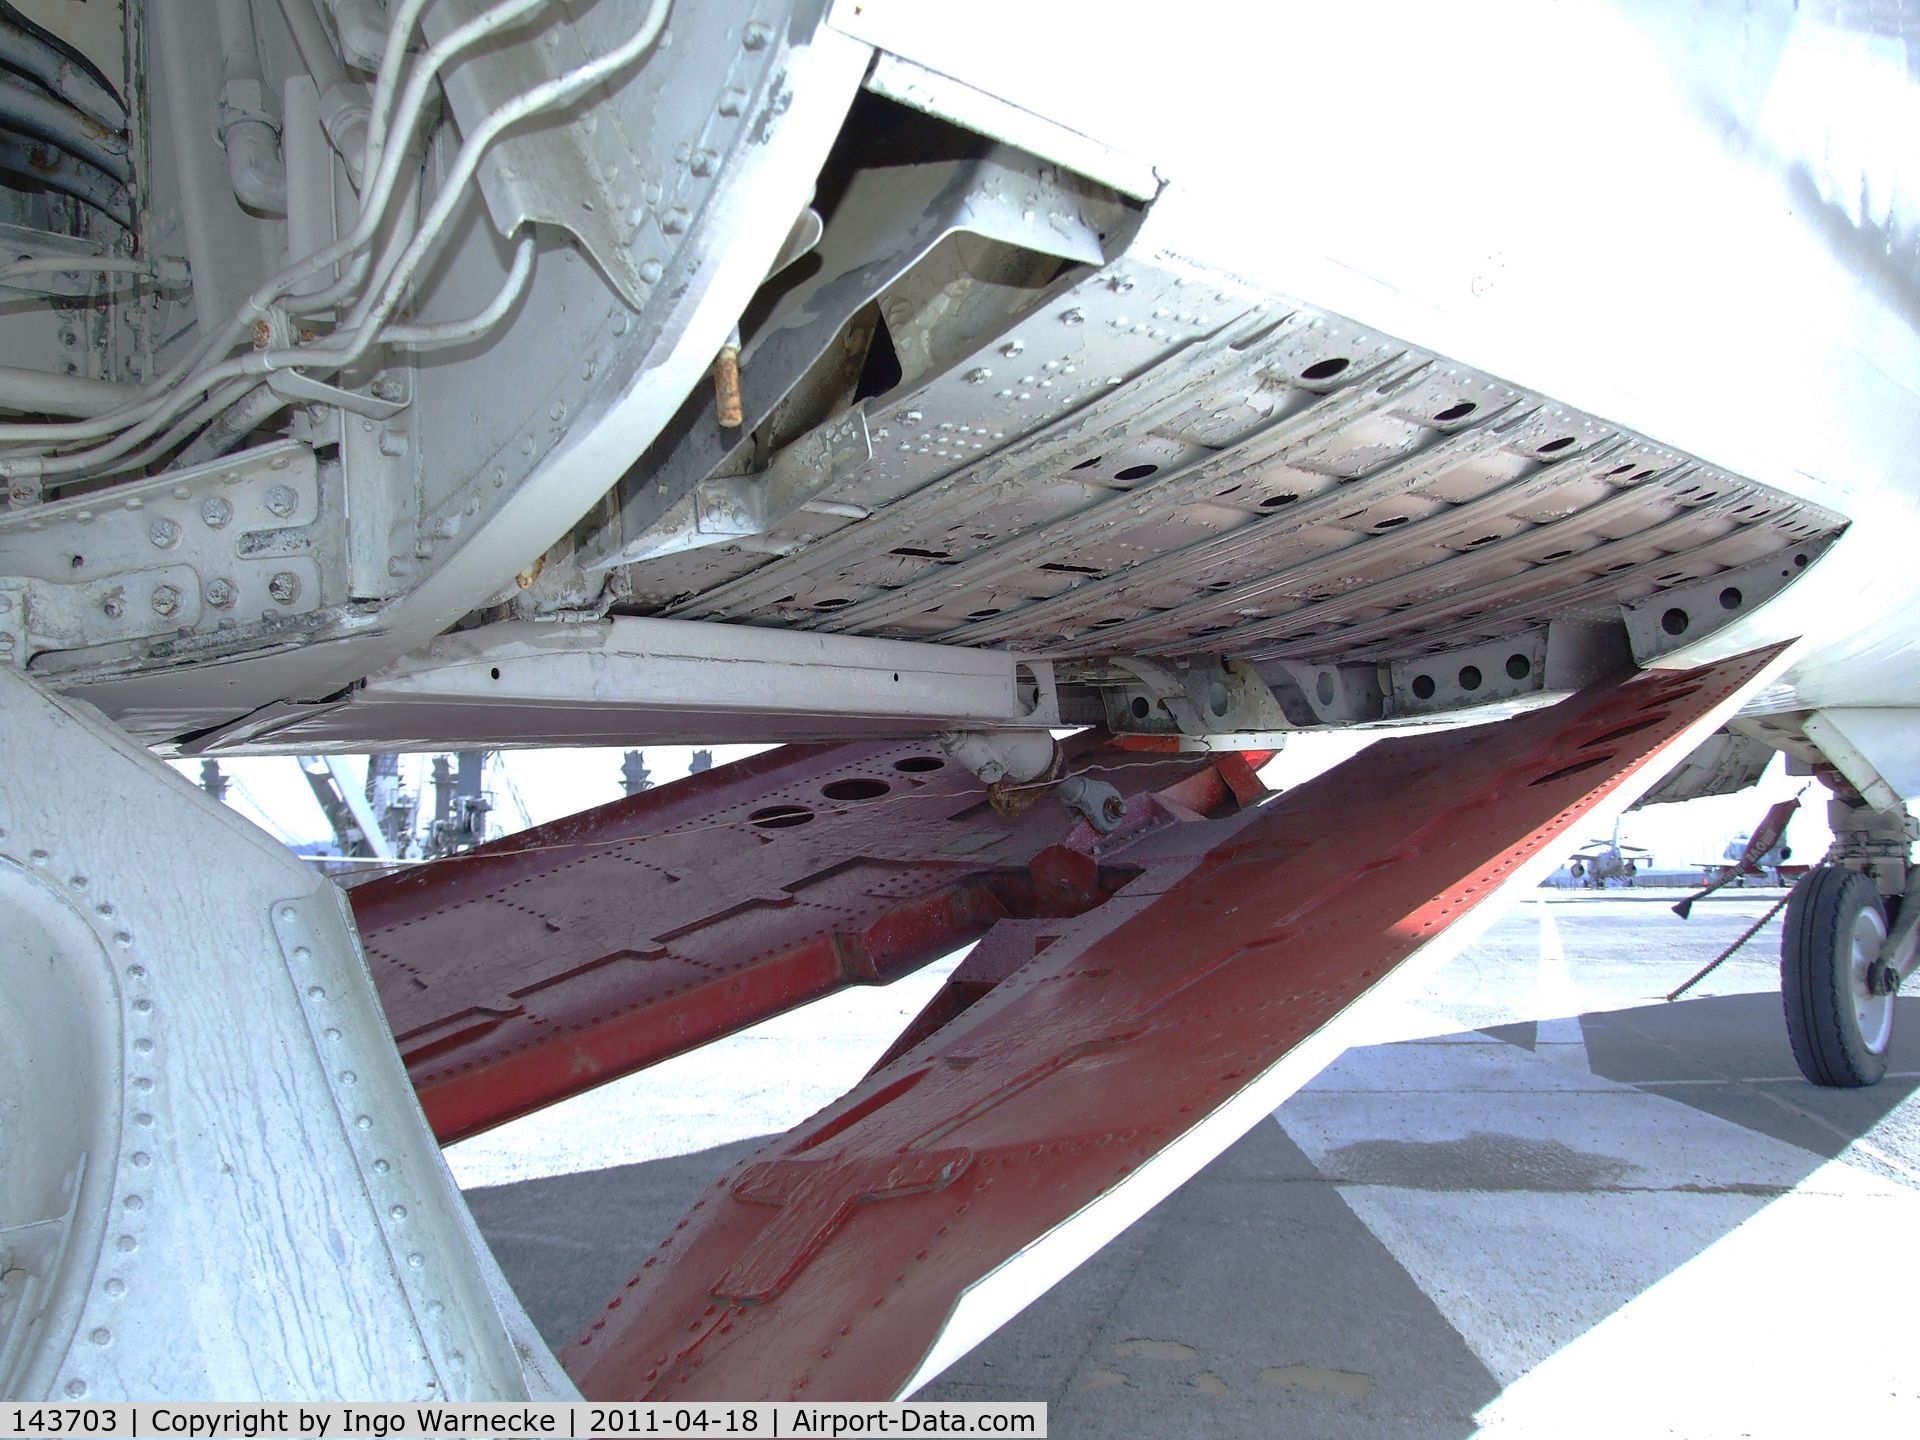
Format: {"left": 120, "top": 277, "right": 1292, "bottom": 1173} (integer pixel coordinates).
{"left": 353, "top": 736, "right": 1266, "bottom": 1142}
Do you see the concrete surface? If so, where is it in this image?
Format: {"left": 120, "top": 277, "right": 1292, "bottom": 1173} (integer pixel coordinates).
{"left": 463, "top": 891, "right": 1920, "bottom": 1436}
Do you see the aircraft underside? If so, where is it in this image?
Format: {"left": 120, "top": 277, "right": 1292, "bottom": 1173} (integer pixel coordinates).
{"left": 3, "top": 0, "right": 1919, "bottom": 1407}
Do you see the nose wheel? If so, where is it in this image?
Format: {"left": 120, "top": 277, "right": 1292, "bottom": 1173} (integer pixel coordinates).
{"left": 1782, "top": 866, "right": 1898, "bottom": 1087}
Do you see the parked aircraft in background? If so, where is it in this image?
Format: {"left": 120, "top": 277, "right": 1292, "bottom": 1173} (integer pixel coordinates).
{"left": 1566, "top": 820, "right": 1654, "bottom": 887}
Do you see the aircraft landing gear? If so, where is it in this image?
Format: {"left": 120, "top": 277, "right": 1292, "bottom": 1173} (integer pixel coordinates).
{"left": 1783, "top": 868, "right": 1896, "bottom": 1086}
{"left": 1782, "top": 800, "right": 1918, "bottom": 1088}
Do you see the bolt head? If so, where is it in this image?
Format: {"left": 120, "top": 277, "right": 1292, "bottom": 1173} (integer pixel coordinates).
{"left": 102, "top": 596, "right": 125, "bottom": 619}
{"left": 148, "top": 519, "right": 181, "bottom": 548}
{"left": 149, "top": 584, "right": 181, "bottom": 617}
{"left": 1060, "top": 308, "right": 1086, "bottom": 326}
{"left": 267, "top": 571, "right": 301, "bottom": 605}
{"left": 204, "top": 578, "right": 235, "bottom": 609}
{"left": 965, "top": 367, "right": 993, "bottom": 385}
{"left": 200, "top": 496, "right": 232, "bottom": 528}
{"left": 265, "top": 484, "right": 297, "bottom": 517}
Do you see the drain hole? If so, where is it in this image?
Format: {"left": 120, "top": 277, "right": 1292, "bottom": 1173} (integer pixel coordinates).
{"left": 1114, "top": 463, "right": 1159, "bottom": 482}
{"left": 1130, "top": 695, "right": 1152, "bottom": 720}
{"left": 894, "top": 756, "right": 945, "bottom": 773}
{"left": 1259, "top": 492, "right": 1299, "bottom": 508}
{"left": 1537, "top": 436, "right": 1577, "bottom": 454}
{"left": 1301, "top": 357, "right": 1351, "bottom": 381}
{"left": 822, "top": 778, "right": 890, "bottom": 802}
{"left": 749, "top": 804, "right": 815, "bottom": 829}
{"left": 1529, "top": 754, "right": 1614, "bottom": 787}
{"left": 1434, "top": 401, "right": 1477, "bottom": 423}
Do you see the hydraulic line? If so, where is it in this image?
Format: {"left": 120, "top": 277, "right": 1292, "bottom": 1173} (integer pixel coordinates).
{"left": 384, "top": 230, "right": 536, "bottom": 348}
{"left": 0, "top": 130, "right": 129, "bottom": 223}
{"left": 0, "top": 69, "right": 127, "bottom": 181}
{"left": 0, "top": 365, "right": 142, "bottom": 417}
{"left": 0, "top": 6, "right": 125, "bottom": 127}
{"left": 0, "top": 0, "right": 555, "bottom": 453}
{"left": 1, "top": 0, "right": 669, "bottom": 482}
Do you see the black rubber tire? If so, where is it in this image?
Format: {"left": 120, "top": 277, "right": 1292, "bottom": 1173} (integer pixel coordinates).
{"left": 1782, "top": 866, "right": 1892, "bottom": 1087}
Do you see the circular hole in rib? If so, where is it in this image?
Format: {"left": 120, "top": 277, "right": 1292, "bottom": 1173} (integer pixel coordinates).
{"left": 1661, "top": 607, "right": 1690, "bottom": 636}
{"left": 1537, "top": 436, "right": 1577, "bottom": 454}
{"left": 1459, "top": 664, "right": 1483, "bottom": 692}
{"left": 1718, "top": 586, "right": 1742, "bottom": 611}
{"left": 1114, "top": 463, "right": 1159, "bottom": 482}
{"left": 1410, "top": 674, "right": 1436, "bottom": 701}
{"left": 1506, "top": 653, "right": 1532, "bottom": 681}
{"left": 1794, "top": 552, "right": 1808, "bottom": 568}
{"left": 1434, "top": 401, "right": 1477, "bottom": 423}
{"left": 749, "top": 804, "right": 814, "bottom": 829}
{"left": 1129, "top": 695, "right": 1152, "bottom": 720}
{"left": 489, "top": 667, "right": 501, "bottom": 681}
{"left": 893, "top": 755, "right": 945, "bottom": 773}
{"left": 1315, "top": 671, "right": 1337, "bottom": 706}
{"left": 1301, "top": 357, "right": 1351, "bottom": 381}
{"left": 822, "top": 778, "right": 890, "bottom": 802}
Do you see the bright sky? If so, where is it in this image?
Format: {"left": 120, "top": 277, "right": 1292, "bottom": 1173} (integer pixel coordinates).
{"left": 170, "top": 735, "right": 1835, "bottom": 875}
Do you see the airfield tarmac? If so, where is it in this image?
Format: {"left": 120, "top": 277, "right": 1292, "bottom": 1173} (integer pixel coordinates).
{"left": 460, "top": 890, "right": 1920, "bottom": 1436}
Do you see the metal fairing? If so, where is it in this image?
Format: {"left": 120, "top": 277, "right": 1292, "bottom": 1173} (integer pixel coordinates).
{"left": 557, "top": 645, "right": 1790, "bottom": 1401}
{"left": 0, "top": 666, "right": 565, "bottom": 1401}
